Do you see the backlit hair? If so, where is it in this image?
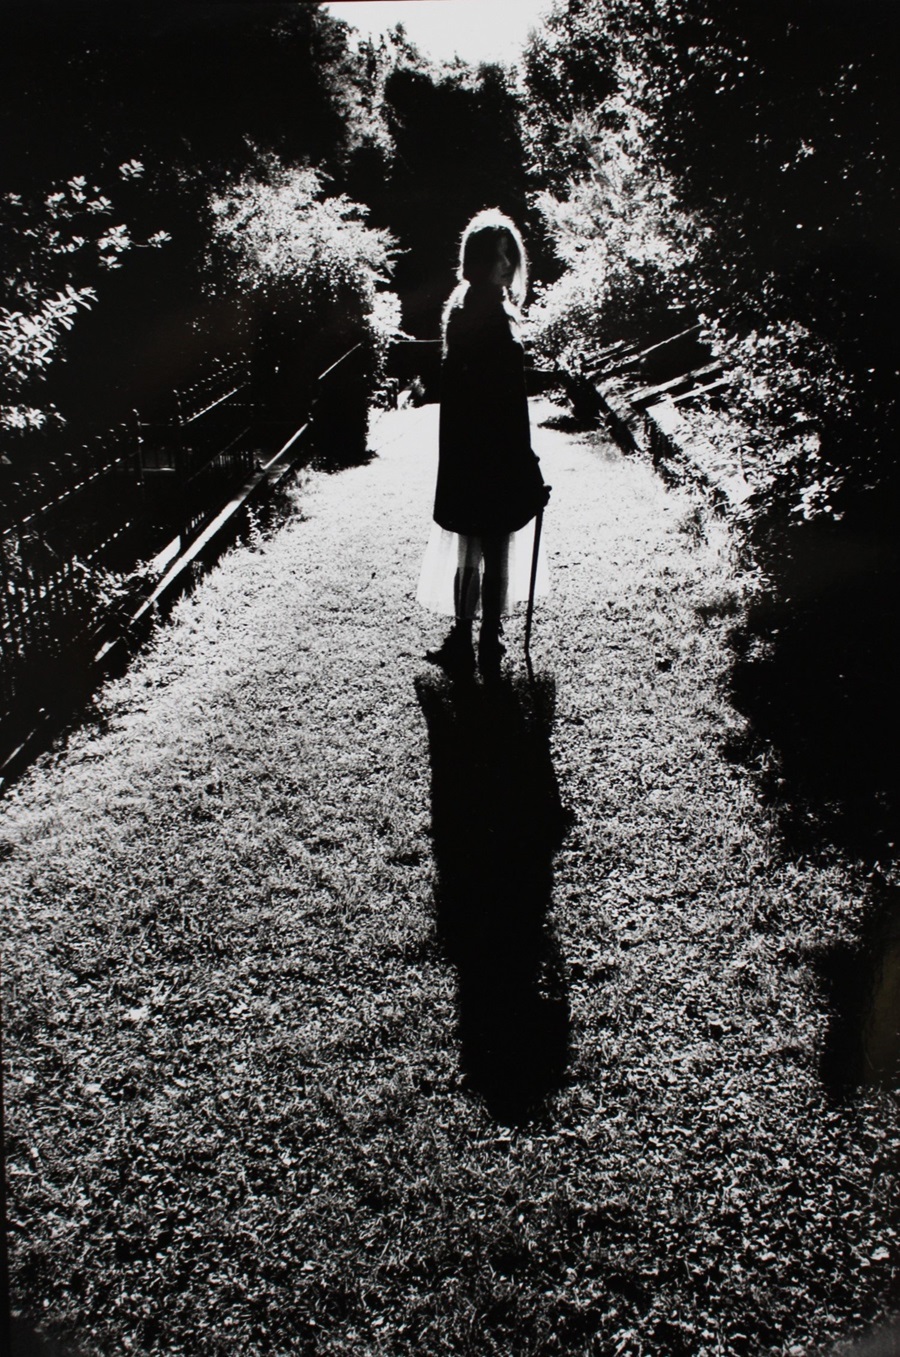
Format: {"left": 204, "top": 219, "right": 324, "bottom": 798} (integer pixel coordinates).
{"left": 457, "top": 208, "right": 528, "bottom": 305}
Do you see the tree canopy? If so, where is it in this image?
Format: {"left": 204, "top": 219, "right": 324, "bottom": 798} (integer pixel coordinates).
{"left": 5, "top": 0, "right": 899, "bottom": 520}
{"left": 523, "top": 0, "right": 900, "bottom": 516}
{"left": 0, "top": 1, "right": 370, "bottom": 432}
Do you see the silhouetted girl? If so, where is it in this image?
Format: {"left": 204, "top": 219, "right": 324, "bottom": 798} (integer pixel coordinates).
{"left": 417, "top": 209, "right": 549, "bottom": 678}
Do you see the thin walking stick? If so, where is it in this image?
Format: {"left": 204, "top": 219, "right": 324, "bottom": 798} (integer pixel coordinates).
{"left": 524, "top": 505, "right": 544, "bottom": 662}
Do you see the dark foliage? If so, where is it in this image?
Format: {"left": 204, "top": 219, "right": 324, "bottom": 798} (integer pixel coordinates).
{"left": 524, "top": 0, "right": 900, "bottom": 488}
{"left": 525, "top": 0, "right": 900, "bottom": 866}
{"left": 368, "top": 60, "right": 530, "bottom": 337}
{"left": 0, "top": 1, "right": 359, "bottom": 431}
{"left": 0, "top": 1, "right": 349, "bottom": 189}
{"left": 727, "top": 514, "right": 900, "bottom": 864}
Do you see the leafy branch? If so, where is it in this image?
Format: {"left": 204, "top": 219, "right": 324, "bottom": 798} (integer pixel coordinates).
{"left": 0, "top": 163, "right": 172, "bottom": 435}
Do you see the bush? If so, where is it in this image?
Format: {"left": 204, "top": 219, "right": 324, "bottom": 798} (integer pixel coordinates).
{"left": 699, "top": 318, "right": 863, "bottom": 529}
{"left": 205, "top": 157, "right": 401, "bottom": 455}
{"left": 525, "top": 115, "right": 703, "bottom": 369}
{"left": 522, "top": 0, "right": 900, "bottom": 533}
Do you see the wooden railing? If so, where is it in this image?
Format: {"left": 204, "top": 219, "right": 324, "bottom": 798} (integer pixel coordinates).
{"left": 0, "top": 341, "right": 367, "bottom": 784}
{"left": 136, "top": 357, "right": 254, "bottom": 525}
{"left": 559, "top": 325, "right": 752, "bottom": 512}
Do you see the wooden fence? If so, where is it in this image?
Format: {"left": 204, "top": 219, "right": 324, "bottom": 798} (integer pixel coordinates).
{"left": 0, "top": 416, "right": 140, "bottom": 716}
{"left": 559, "top": 325, "right": 754, "bottom": 513}
{"left": 136, "top": 357, "right": 254, "bottom": 533}
{"left": 0, "top": 343, "right": 365, "bottom": 766}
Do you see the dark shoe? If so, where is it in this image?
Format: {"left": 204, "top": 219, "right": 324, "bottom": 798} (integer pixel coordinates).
{"left": 426, "top": 624, "right": 475, "bottom": 678}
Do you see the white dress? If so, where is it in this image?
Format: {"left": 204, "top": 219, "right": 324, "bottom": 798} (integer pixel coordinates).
{"left": 416, "top": 520, "right": 548, "bottom": 619}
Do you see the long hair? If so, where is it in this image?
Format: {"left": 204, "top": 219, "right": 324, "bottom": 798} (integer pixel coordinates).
{"left": 441, "top": 209, "right": 528, "bottom": 351}
{"left": 457, "top": 208, "right": 528, "bottom": 305}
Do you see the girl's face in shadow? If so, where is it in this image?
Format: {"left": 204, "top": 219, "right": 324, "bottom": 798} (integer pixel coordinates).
{"left": 489, "top": 232, "right": 517, "bottom": 289}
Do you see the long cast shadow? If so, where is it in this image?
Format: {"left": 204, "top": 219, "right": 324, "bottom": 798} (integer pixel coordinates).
{"left": 415, "top": 669, "right": 571, "bottom": 1124}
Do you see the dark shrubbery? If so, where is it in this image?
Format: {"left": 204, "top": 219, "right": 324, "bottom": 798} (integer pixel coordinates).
{"left": 522, "top": 0, "right": 900, "bottom": 531}
{"left": 0, "top": 164, "right": 171, "bottom": 451}
{"left": 203, "top": 158, "right": 400, "bottom": 458}
{"left": 0, "top": 2, "right": 392, "bottom": 472}
{"left": 521, "top": 0, "right": 900, "bottom": 849}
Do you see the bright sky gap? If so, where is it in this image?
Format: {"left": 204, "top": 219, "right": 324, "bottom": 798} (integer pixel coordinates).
{"left": 321, "top": 0, "right": 552, "bottom": 66}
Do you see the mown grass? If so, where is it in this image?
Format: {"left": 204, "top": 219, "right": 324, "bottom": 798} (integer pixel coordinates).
{"left": 1, "top": 401, "right": 897, "bottom": 1355}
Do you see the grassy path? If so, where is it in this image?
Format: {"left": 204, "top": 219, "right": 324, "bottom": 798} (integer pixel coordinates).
{"left": 1, "top": 401, "right": 897, "bottom": 1355}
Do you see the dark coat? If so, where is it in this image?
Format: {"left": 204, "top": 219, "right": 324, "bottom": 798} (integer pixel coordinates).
{"left": 433, "top": 283, "right": 545, "bottom": 537}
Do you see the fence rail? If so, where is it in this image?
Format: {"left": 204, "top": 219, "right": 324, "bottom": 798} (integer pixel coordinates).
{"left": 559, "top": 324, "right": 753, "bottom": 512}
{"left": 0, "top": 342, "right": 366, "bottom": 778}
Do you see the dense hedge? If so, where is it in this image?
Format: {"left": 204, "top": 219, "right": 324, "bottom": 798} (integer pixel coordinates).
{"left": 522, "top": 0, "right": 900, "bottom": 532}
{"left": 204, "top": 158, "right": 400, "bottom": 459}
{"left": 0, "top": 3, "right": 391, "bottom": 470}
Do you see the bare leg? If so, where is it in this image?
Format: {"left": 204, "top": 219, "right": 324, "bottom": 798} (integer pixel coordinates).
{"left": 426, "top": 564, "right": 476, "bottom": 677}
{"left": 454, "top": 565, "right": 479, "bottom": 625}
{"left": 479, "top": 534, "right": 506, "bottom": 677}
